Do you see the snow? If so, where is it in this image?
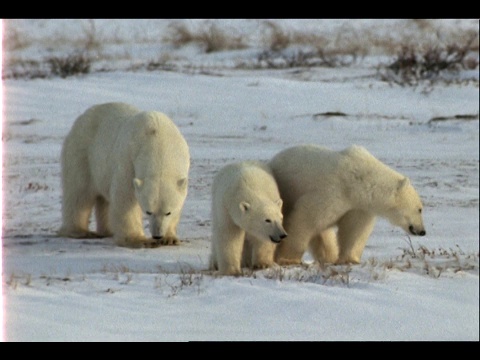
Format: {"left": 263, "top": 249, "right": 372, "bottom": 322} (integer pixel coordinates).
{"left": 2, "top": 19, "right": 479, "bottom": 341}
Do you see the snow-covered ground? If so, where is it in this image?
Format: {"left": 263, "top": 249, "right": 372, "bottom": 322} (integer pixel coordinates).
{"left": 1, "top": 19, "right": 479, "bottom": 341}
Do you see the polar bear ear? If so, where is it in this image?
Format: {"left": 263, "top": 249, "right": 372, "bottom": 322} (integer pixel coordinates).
{"left": 275, "top": 198, "right": 283, "bottom": 208}
{"left": 397, "top": 177, "right": 410, "bottom": 191}
{"left": 133, "top": 178, "right": 143, "bottom": 189}
{"left": 240, "top": 201, "right": 251, "bottom": 212}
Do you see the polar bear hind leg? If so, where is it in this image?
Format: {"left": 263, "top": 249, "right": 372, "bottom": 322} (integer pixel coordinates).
{"left": 308, "top": 227, "right": 339, "bottom": 265}
{"left": 59, "top": 146, "right": 99, "bottom": 238}
{"left": 336, "top": 210, "right": 376, "bottom": 264}
{"left": 94, "top": 196, "right": 113, "bottom": 237}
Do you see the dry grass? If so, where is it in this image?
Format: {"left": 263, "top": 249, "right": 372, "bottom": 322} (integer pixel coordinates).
{"left": 163, "top": 21, "right": 247, "bottom": 53}
{"left": 241, "top": 48, "right": 360, "bottom": 70}
{"left": 4, "top": 52, "right": 92, "bottom": 79}
{"left": 5, "top": 242, "right": 477, "bottom": 295}
{"left": 378, "top": 34, "right": 478, "bottom": 86}
{"left": 47, "top": 52, "right": 92, "bottom": 78}
{"left": 262, "top": 21, "right": 293, "bottom": 51}
{"left": 4, "top": 20, "right": 478, "bottom": 81}
{"left": 3, "top": 26, "right": 32, "bottom": 51}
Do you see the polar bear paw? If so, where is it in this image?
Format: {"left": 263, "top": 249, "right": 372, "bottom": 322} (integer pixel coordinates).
{"left": 252, "top": 261, "right": 275, "bottom": 270}
{"left": 275, "top": 257, "right": 303, "bottom": 266}
{"left": 58, "top": 228, "right": 102, "bottom": 239}
{"left": 116, "top": 236, "right": 160, "bottom": 249}
{"left": 159, "top": 235, "right": 180, "bottom": 246}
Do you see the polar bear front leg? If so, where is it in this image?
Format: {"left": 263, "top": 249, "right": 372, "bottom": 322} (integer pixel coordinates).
{"left": 275, "top": 196, "right": 318, "bottom": 266}
{"left": 246, "top": 235, "right": 277, "bottom": 270}
{"left": 241, "top": 239, "right": 252, "bottom": 268}
{"left": 159, "top": 211, "right": 181, "bottom": 246}
{"left": 109, "top": 184, "right": 153, "bottom": 248}
{"left": 336, "top": 210, "right": 376, "bottom": 264}
{"left": 212, "top": 220, "right": 246, "bottom": 276}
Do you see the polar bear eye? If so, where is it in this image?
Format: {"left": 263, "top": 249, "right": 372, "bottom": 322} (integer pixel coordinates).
{"left": 418, "top": 208, "right": 422, "bottom": 214}
{"left": 165, "top": 212, "right": 171, "bottom": 216}
{"left": 265, "top": 219, "right": 272, "bottom": 223}
{"left": 146, "top": 211, "right": 153, "bottom": 216}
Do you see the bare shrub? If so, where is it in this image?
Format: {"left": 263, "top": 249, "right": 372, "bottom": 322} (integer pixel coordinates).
{"left": 143, "top": 53, "right": 177, "bottom": 72}
{"left": 47, "top": 52, "right": 92, "bottom": 78}
{"left": 242, "top": 48, "right": 359, "bottom": 70}
{"left": 165, "top": 268, "right": 204, "bottom": 297}
{"left": 378, "top": 35, "right": 478, "bottom": 86}
{"left": 261, "top": 263, "right": 351, "bottom": 286}
{"left": 2, "top": 59, "right": 50, "bottom": 79}
{"left": 3, "top": 26, "right": 32, "bottom": 51}
{"left": 7, "top": 273, "right": 18, "bottom": 289}
{"left": 164, "top": 22, "right": 197, "bottom": 47}
{"left": 164, "top": 21, "right": 246, "bottom": 53}
{"left": 255, "top": 50, "right": 318, "bottom": 68}
{"left": 263, "top": 21, "right": 292, "bottom": 51}
{"left": 80, "top": 19, "right": 102, "bottom": 51}
{"left": 397, "top": 240, "right": 478, "bottom": 277}
{"left": 200, "top": 23, "right": 243, "bottom": 53}
{"left": 409, "top": 19, "right": 435, "bottom": 31}
{"left": 4, "top": 52, "right": 93, "bottom": 80}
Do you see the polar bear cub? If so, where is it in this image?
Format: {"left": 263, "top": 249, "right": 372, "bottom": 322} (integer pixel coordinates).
{"left": 210, "top": 161, "right": 287, "bottom": 276}
{"left": 269, "top": 144, "right": 426, "bottom": 265}
{"left": 58, "top": 102, "right": 190, "bottom": 248}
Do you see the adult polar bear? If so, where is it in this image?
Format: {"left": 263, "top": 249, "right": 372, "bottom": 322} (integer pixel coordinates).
{"left": 210, "top": 161, "right": 287, "bottom": 276}
{"left": 58, "top": 102, "right": 190, "bottom": 248}
{"left": 269, "top": 144, "right": 426, "bottom": 265}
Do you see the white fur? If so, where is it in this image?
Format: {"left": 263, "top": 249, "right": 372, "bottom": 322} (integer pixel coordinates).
{"left": 210, "top": 161, "right": 287, "bottom": 276}
{"left": 269, "top": 144, "right": 426, "bottom": 265}
{"left": 58, "top": 102, "right": 190, "bottom": 248}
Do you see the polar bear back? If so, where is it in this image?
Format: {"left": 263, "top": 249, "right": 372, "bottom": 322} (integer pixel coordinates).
{"left": 64, "top": 102, "right": 189, "bottom": 201}
{"left": 270, "top": 144, "right": 403, "bottom": 208}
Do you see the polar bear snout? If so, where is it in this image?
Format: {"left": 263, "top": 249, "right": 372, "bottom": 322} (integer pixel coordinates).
{"left": 269, "top": 229, "right": 288, "bottom": 243}
{"left": 149, "top": 218, "right": 165, "bottom": 240}
{"left": 409, "top": 225, "right": 426, "bottom": 236}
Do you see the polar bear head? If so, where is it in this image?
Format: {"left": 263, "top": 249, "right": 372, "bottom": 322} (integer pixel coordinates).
{"left": 133, "top": 176, "right": 188, "bottom": 239}
{"left": 385, "top": 177, "right": 426, "bottom": 237}
{"left": 237, "top": 197, "right": 287, "bottom": 243}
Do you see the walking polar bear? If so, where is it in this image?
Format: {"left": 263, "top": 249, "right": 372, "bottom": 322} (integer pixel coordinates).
{"left": 58, "top": 102, "right": 190, "bottom": 248}
{"left": 210, "top": 161, "right": 287, "bottom": 276}
{"left": 269, "top": 144, "right": 426, "bottom": 265}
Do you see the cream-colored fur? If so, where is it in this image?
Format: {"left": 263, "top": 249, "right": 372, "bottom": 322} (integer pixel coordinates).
{"left": 210, "top": 161, "right": 287, "bottom": 276}
{"left": 269, "top": 144, "right": 426, "bottom": 265}
{"left": 58, "top": 102, "right": 190, "bottom": 248}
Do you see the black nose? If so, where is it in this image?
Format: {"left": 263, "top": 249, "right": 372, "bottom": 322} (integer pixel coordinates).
{"left": 280, "top": 233, "right": 288, "bottom": 239}
{"left": 269, "top": 236, "right": 281, "bottom": 244}
{"left": 409, "top": 225, "right": 426, "bottom": 236}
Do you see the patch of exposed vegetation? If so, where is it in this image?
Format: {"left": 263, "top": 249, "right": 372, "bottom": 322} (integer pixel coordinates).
{"left": 378, "top": 35, "right": 478, "bottom": 86}
{"left": 4, "top": 52, "right": 92, "bottom": 79}
{"left": 3, "top": 19, "right": 478, "bottom": 83}
{"left": 163, "top": 21, "right": 247, "bottom": 53}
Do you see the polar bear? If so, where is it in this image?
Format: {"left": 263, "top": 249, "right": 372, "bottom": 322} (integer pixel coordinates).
{"left": 209, "top": 161, "right": 287, "bottom": 276}
{"left": 58, "top": 102, "right": 190, "bottom": 248}
{"left": 269, "top": 144, "right": 426, "bottom": 265}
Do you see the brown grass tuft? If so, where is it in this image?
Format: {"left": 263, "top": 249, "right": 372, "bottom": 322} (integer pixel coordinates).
{"left": 163, "top": 21, "right": 246, "bottom": 53}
